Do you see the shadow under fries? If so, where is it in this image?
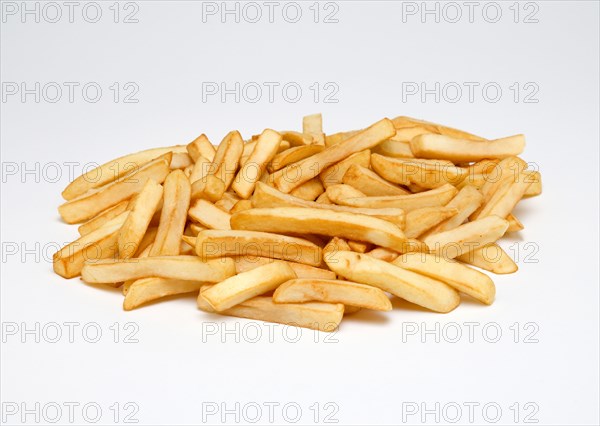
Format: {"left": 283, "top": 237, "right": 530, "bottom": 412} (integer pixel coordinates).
{"left": 342, "top": 308, "right": 390, "bottom": 325}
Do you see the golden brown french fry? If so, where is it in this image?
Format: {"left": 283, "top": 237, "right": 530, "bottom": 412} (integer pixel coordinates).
{"left": 273, "top": 279, "right": 392, "bottom": 311}
{"left": 232, "top": 256, "right": 336, "bottom": 279}
{"left": 118, "top": 180, "right": 163, "bottom": 258}
{"left": 124, "top": 278, "right": 204, "bottom": 310}
{"left": 231, "top": 207, "right": 408, "bottom": 251}
{"left": 366, "top": 247, "right": 399, "bottom": 262}
{"left": 324, "top": 130, "right": 361, "bottom": 147}
{"left": 471, "top": 173, "right": 531, "bottom": 220}
{"left": 62, "top": 146, "right": 186, "bottom": 200}
{"left": 198, "top": 294, "right": 344, "bottom": 332}
{"left": 343, "top": 305, "right": 362, "bottom": 315}
{"left": 404, "top": 207, "right": 458, "bottom": 238}
{"left": 342, "top": 164, "right": 409, "bottom": 196}
{"left": 170, "top": 153, "right": 193, "bottom": 170}
{"left": 456, "top": 243, "right": 518, "bottom": 274}
{"left": 289, "top": 178, "right": 325, "bottom": 201}
{"left": 302, "top": 113, "right": 324, "bottom": 145}
{"left": 189, "top": 155, "right": 212, "bottom": 185}
{"left": 394, "top": 252, "right": 495, "bottom": 305}
{"left": 275, "top": 118, "right": 395, "bottom": 193}
{"left": 392, "top": 116, "right": 486, "bottom": 141}
{"left": 232, "top": 129, "right": 282, "bottom": 199}
{"left": 58, "top": 154, "right": 172, "bottom": 224}
{"left": 423, "top": 215, "right": 509, "bottom": 259}
{"left": 423, "top": 185, "right": 483, "bottom": 235}
{"left": 371, "top": 154, "right": 465, "bottom": 189}
{"left": 133, "top": 227, "right": 158, "bottom": 257}
{"left": 81, "top": 256, "right": 235, "bottom": 284}
{"left": 319, "top": 150, "right": 371, "bottom": 187}
{"left": 194, "top": 230, "right": 322, "bottom": 266}
{"left": 201, "top": 261, "right": 296, "bottom": 311}
{"left": 188, "top": 199, "right": 231, "bottom": 230}
{"left": 191, "top": 174, "right": 226, "bottom": 202}
{"left": 209, "top": 130, "right": 244, "bottom": 190}
{"left": 78, "top": 199, "right": 130, "bottom": 236}
{"left": 332, "top": 183, "right": 457, "bottom": 212}
{"left": 269, "top": 145, "right": 324, "bottom": 173}
{"left": 229, "top": 199, "right": 253, "bottom": 214}
{"left": 280, "top": 131, "right": 314, "bottom": 147}
{"left": 251, "top": 182, "right": 405, "bottom": 227}
{"left": 53, "top": 212, "right": 128, "bottom": 279}
{"left": 374, "top": 138, "right": 415, "bottom": 158}
{"left": 315, "top": 193, "right": 332, "bottom": 204}
{"left": 325, "top": 184, "right": 366, "bottom": 204}
{"left": 323, "top": 237, "right": 352, "bottom": 256}
{"left": 506, "top": 213, "right": 524, "bottom": 232}
{"left": 523, "top": 170, "right": 542, "bottom": 197}
{"left": 149, "top": 170, "right": 190, "bottom": 256}
{"left": 325, "top": 251, "right": 460, "bottom": 313}
{"left": 187, "top": 134, "right": 215, "bottom": 162}
{"left": 467, "top": 159, "right": 500, "bottom": 175}
{"left": 410, "top": 134, "right": 525, "bottom": 162}
{"left": 347, "top": 241, "right": 371, "bottom": 253}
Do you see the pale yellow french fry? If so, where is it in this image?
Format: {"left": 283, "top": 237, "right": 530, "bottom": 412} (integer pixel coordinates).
{"left": 455, "top": 173, "right": 487, "bottom": 190}
{"left": 374, "top": 138, "right": 416, "bottom": 158}
{"left": 194, "top": 229, "right": 322, "bottom": 266}
{"left": 467, "top": 159, "right": 500, "bottom": 175}
{"left": 320, "top": 150, "right": 371, "bottom": 187}
{"left": 229, "top": 199, "right": 253, "bottom": 214}
{"left": 289, "top": 178, "right": 325, "bottom": 201}
{"left": 202, "top": 261, "right": 296, "bottom": 311}
{"left": 523, "top": 170, "right": 542, "bottom": 197}
{"left": 62, "top": 146, "right": 185, "bottom": 200}
{"left": 232, "top": 256, "right": 335, "bottom": 279}
{"left": 81, "top": 256, "right": 235, "bottom": 284}
{"left": 187, "top": 134, "right": 215, "bottom": 162}
{"left": 506, "top": 213, "right": 524, "bottom": 232}
{"left": 410, "top": 134, "right": 525, "bottom": 162}
{"left": 191, "top": 174, "right": 226, "bottom": 202}
{"left": 366, "top": 247, "right": 399, "bottom": 262}
{"left": 170, "top": 153, "right": 193, "bottom": 170}
{"left": 122, "top": 242, "right": 154, "bottom": 295}
{"left": 251, "top": 182, "right": 405, "bottom": 228}
{"left": 150, "top": 170, "right": 190, "bottom": 256}
{"left": 394, "top": 252, "right": 495, "bottom": 305}
{"left": 332, "top": 183, "right": 457, "bottom": 212}
{"left": 124, "top": 278, "right": 204, "bottom": 311}
{"left": 424, "top": 186, "right": 483, "bottom": 235}
{"left": 209, "top": 130, "right": 244, "bottom": 190}
{"left": 325, "top": 251, "right": 460, "bottom": 313}
{"left": 423, "top": 215, "right": 509, "bottom": 259}
{"left": 78, "top": 199, "right": 130, "bottom": 236}
{"left": 189, "top": 155, "right": 212, "bottom": 184}
{"left": 323, "top": 237, "right": 352, "bottom": 256}
{"left": 324, "top": 130, "right": 361, "bottom": 147}
{"left": 280, "top": 131, "right": 314, "bottom": 147}
{"left": 269, "top": 145, "right": 324, "bottom": 173}
{"left": 325, "top": 184, "right": 366, "bottom": 204}
{"left": 302, "top": 113, "right": 324, "bottom": 145}
{"left": 58, "top": 154, "right": 171, "bottom": 224}
{"left": 273, "top": 279, "right": 392, "bottom": 311}
{"left": 315, "top": 193, "right": 332, "bottom": 204}
{"left": 118, "top": 180, "right": 163, "bottom": 258}
{"left": 472, "top": 173, "right": 531, "bottom": 220}
{"left": 232, "top": 129, "right": 282, "bottom": 199}
{"left": 231, "top": 207, "right": 408, "bottom": 252}
{"left": 133, "top": 227, "right": 158, "bottom": 257}
{"left": 371, "top": 154, "right": 465, "bottom": 189}
{"left": 188, "top": 199, "right": 231, "bottom": 230}
{"left": 347, "top": 240, "right": 371, "bottom": 253}
{"left": 392, "top": 116, "right": 486, "bottom": 141}
{"left": 404, "top": 207, "right": 458, "bottom": 238}
{"left": 275, "top": 118, "right": 395, "bottom": 193}
{"left": 456, "top": 243, "right": 518, "bottom": 274}
{"left": 342, "top": 164, "right": 409, "bottom": 196}
{"left": 198, "top": 293, "right": 344, "bottom": 333}
{"left": 53, "top": 212, "right": 128, "bottom": 278}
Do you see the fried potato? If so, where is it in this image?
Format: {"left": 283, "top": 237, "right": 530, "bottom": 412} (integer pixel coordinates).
{"left": 506, "top": 213, "right": 524, "bottom": 233}
{"left": 472, "top": 174, "right": 531, "bottom": 220}
{"left": 404, "top": 207, "right": 458, "bottom": 238}
{"left": 347, "top": 240, "right": 371, "bottom": 253}
{"left": 325, "top": 251, "right": 460, "bottom": 313}
{"left": 423, "top": 185, "right": 483, "bottom": 235}
{"left": 392, "top": 116, "right": 486, "bottom": 141}
{"left": 374, "top": 138, "right": 415, "bottom": 158}
{"left": 289, "top": 178, "right": 325, "bottom": 201}
{"left": 188, "top": 199, "right": 232, "bottom": 230}
{"left": 201, "top": 261, "right": 296, "bottom": 311}
{"left": 280, "top": 131, "right": 314, "bottom": 147}
{"left": 342, "top": 164, "right": 409, "bottom": 196}
{"left": 118, "top": 179, "right": 163, "bottom": 258}
{"left": 371, "top": 154, "right": 465, "bottom": 188}
{"left": 423, "top": 215, "right": 509, "bottom": 258}
{"left": 325, "top": 184, "right": 366, "bottom": 204}
{"left": 187, "top": 134, "right": 215, "bottom": 162}
{"left": 456, "top": 243, "right": 518, "bottom": 274}
{"left": 410, "top": 134, "right": 525, "bottom": 162}
{"left": 58, "top": 154, "right": 171, "bottom": 224}
{"left": 324, "top": 130, "right": 361, "bottom": 147}
{"left": 320, "top": 150, "right": 371, "bottom": 187}
{"left": 81, "top": 256, "right": 235, "bottom": 284}
{"left": 273, "top": 279, "right": 392, "bottom": 311}
{"left": 53, "top": 212, "right": 128, "bottom": 278}
{"left": 232, "top": 256, "right": 336, "bottom": 279}
{"left": 231, "top": 207, "right": 408, "bottom": 251}
{"left": 78, "top": 199, "right": 130, "bottom": 236}
{"left": 523, "top": 170, "right": 542, "bottom": 197}
{"left": 209, "top": 130, "right": 244, "bottom": 190}
{"left": 323, "top": 237, "right": 352, "bottom": 256}
{"left": 193, "top": 229, "right": 322, "bottom": 266}
{"left": 275, "top": 118, "right": 395, "bottom": 193}
{"left": 268, "top": 145, "right": 324, "bottom": 173}
{"left": 315, "top": 193, "right": 332, "bottom": 204}
{"left": 394, "top": 252, "right": 495, "bottom": 304}
{"left": 302, "top": 113, "right": 324, "bottom": 145}
{"left": 229, "top": 199, "right": 253, "bottom": 214}
{"left": 124, "top": 278, "right": 204, "bottom": 310}
{"left": 191, "top": 174, "right": 226, "bottom": 202}
{"left": 189, "top": 155, "right": 212, "bottom": 184}
{"left": 366, "top": 247, "right": 399, "bottom": 262}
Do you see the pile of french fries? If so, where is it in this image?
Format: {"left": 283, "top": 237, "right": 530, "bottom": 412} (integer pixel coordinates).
{"left": 53, "top": 114, "right": 541, "bottom": 332}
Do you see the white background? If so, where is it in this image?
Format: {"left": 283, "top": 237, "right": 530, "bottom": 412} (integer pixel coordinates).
{"left": 1, "top": 1, "right": 599, "bottom": 425}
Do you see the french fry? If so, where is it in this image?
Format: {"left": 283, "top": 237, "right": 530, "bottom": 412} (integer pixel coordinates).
{"left": 523, "top": 170, "right": 542, "bottom": 197}
{"left": 302, "top": 113, "right": 324, "bottom": 145}
{"left": 280, "top": 131, "right": 314, "bottom": 147}
{"left": 149, "top": 170, "right": 191, "bottom": 256}
{"left": 342, "top": 164, "right": 409, "bottom": 196}
{"left": 347, "top": 241, "right": 371, "bottom": 253}
{"left": 331, "top": 183, "right": 457, "bottom": 212}
{"left": 506, "top": 213, "right": 524, "bottom": 233}
{"left": 315, "top": 193, "right": 332, "bottom": 204}
{"left": 188, "top": 199, "right": 232, "bottom": 230}
{"left": 410, "top": 134, "right": 525, "bottom": 162}
{"left": 170, "top": 153, "right": 193, "bottom": 170}
{"left": 423, "top": 185, "right": 483, "bottom": 235}
{"left": 62, "top": 146, "right": 185, "bottom": 200}
{"left": 394, "top": 252, "right": 495, "bottom": 305}
{"left": 189, "top": 155, "right": 213, "bottom": 185}
{"left": 325, "top": 184, "right": 366, "bottom": 204}
{"left": 232, "top": 129, "right": 282, "bottom": 199}
{"left": 325, "top": 251, "right": 460, "bottom": 313}
{"left": 78, "top": 199, "right": 130, "bottom": 236}
{"left": 319, "top": 150, "right": 371, "bottom": 187}
{"left": 268, "top": 145, "right": 324, "bottom": 173}
{"left": 194, "top": 230, "right": 323, "bottom": 266}
{"left": 273, "top": 279, "right": 392, "bottom": 311}
{"left": 53, "top": 212, "right": 128, "bottom": 278}
{"left": 209, "top": 130, "right": 244, "bottom": 190}
{"left": 229, "top": 199, "right": 253, "bottom": 214}
{"left": 392, "top": 116, "right": 486, "bottom": 141}
{"left": 366, "top": 247, "right": 399, "bottom": 262}
{"left": 324, "top": 130, "right": 361, "bottom": 147}
{"left": 191, "top": 174, "right": 226, "bottom": 202}
{"left": 58, "top": 154, "right": 171, "bottom": 224}
{"left": 404, "top": 207, "right": 458, "bottom": 238}
{"left": 233, "top": 256, "right": 336, "bottom": 279}
{"left": 423, "top": 215, "right": 509, "bottom": 259}
{"left": 289, "top": 178, "right": 325, "bottom": 201}
{"left": 118, "top": 179, "right": 163, "bottom": 258}
{"left": 471, "top": 173, "right": 531, "bottom": 220}
{"left": 275, "top": 118, "right": 395, "bottom": 193}
{"left": 323, "top": 237, "right": 352, "bottom": 256}
{"left": 371, "top": 154, "right": 465, "bottom": 188}
{"left": 374, "top": 138, "right": 415, "bottom": 158}
{"left": 81, "top": 256, "right": 236, "bottom": 284}
{"left": 201, "top": 261, "right": 296, "bottom": 311}
{"left": 187, "top": 134, "right": 215, "bottom": 162}
{"left": 456, "top": 243, "right": 518, "bottom": 274}
{"left": 124, "top": 278, "right": 204, "bottom": 311}
{"left": 133, "top": 227, "right": 158, "bottom": 257}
